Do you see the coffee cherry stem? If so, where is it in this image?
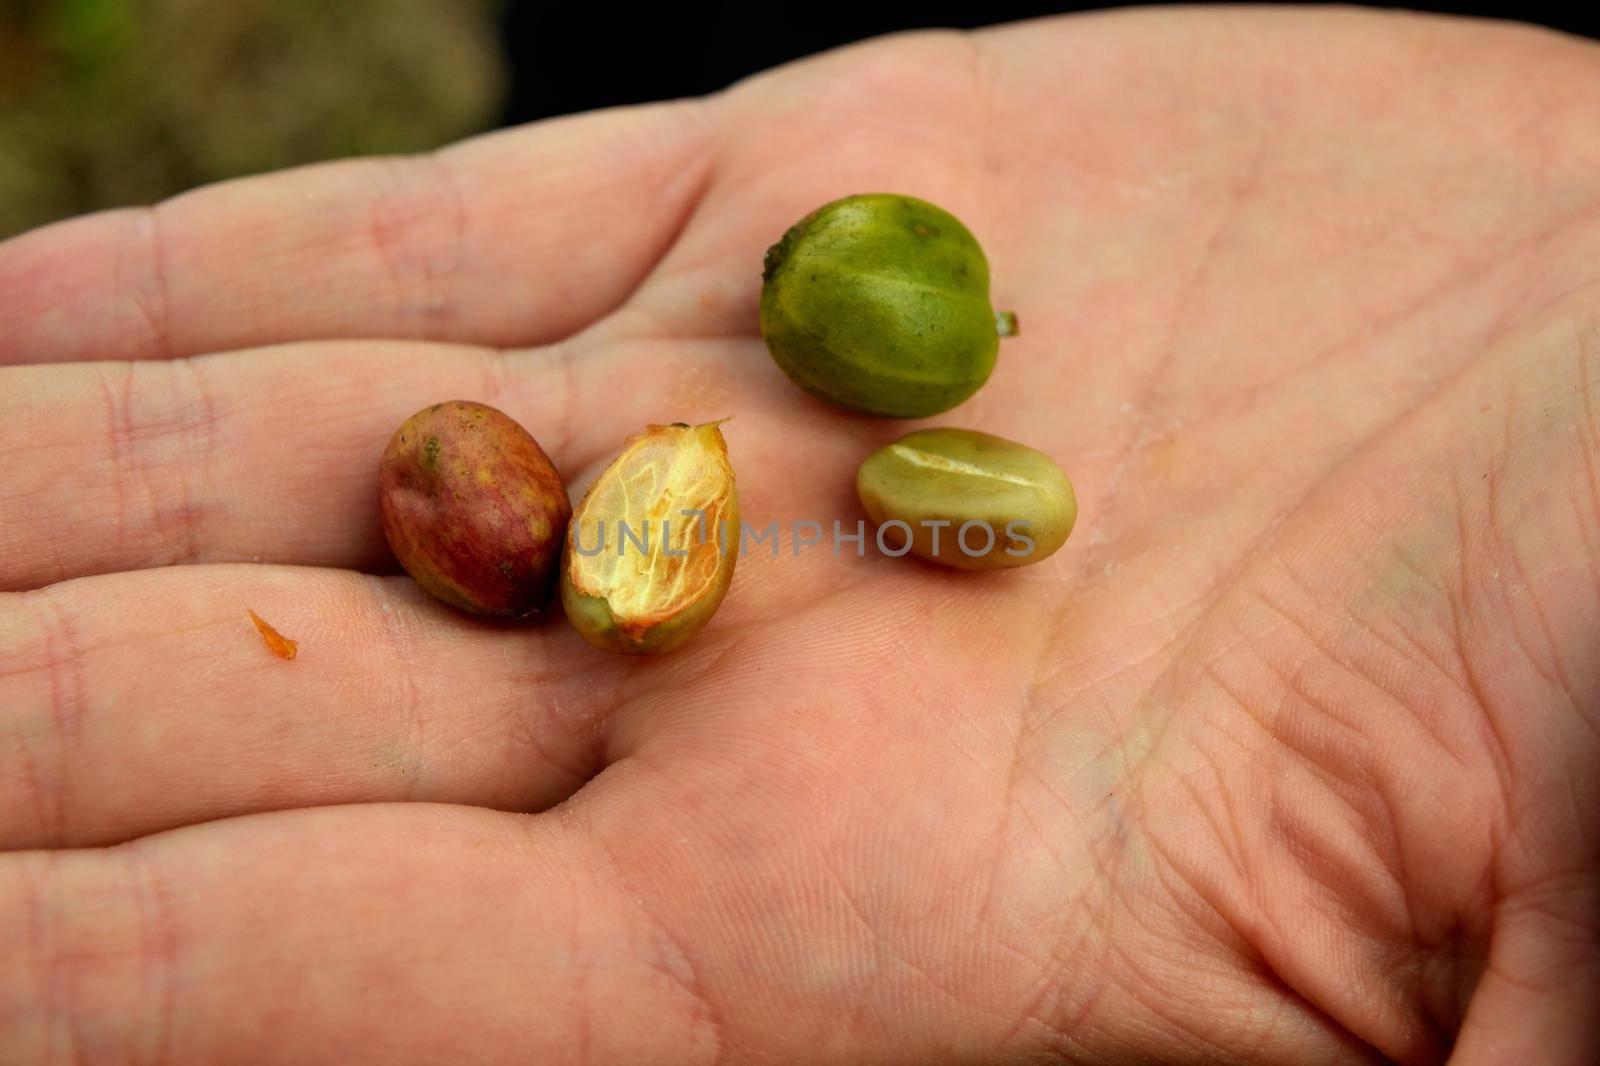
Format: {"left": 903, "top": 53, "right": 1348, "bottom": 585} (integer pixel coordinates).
{"left": 996, "top": 310, "right": 1019, "bottom": 338}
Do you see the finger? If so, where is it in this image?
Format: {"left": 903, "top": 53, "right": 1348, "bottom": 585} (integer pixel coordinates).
{"left": 0, "top": 753, "right": 1393, "bottom": 1065}
{"left": 0, "top": 332, "right": 772, "bottom": 591}
{"left": 0, "top": 564, "right": 626, "bottom": 850}
{"left": 0, "top": 805, "right": 725, "bottom": 1064}
{"left": 0, "top": 99, "right": 715, "bottom": 366}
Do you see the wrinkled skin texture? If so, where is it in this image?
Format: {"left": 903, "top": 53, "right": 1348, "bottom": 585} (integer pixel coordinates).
{"left": 0, "top": 8, "right": 1597, "bottom": 1064}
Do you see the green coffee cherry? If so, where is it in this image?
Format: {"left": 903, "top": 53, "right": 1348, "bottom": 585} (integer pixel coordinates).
{"left": 759, "top": 194, "right": 1016, "bottom": 418}
{"left": 857, "top": 428, "right": 1075, "bottom": 570}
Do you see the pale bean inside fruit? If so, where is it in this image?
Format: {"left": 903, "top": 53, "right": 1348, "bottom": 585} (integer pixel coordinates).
{"left": 856, "top": 428, "right": 1076, "bottom": 570}
{"left": 560, "top": 421, "right": 738, "bottom": 653}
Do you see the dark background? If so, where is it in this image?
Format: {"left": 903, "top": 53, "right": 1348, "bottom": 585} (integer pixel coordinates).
{"left": 2, "top": 1, "right": 1597, "bottom": 238}
{"left": 500, "top": 1, "right": 1600, "bottom": 124}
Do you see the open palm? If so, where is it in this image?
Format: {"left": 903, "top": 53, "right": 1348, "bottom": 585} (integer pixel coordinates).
{"left": 2, "top": 8, "right": 1597, "bottom": 1063}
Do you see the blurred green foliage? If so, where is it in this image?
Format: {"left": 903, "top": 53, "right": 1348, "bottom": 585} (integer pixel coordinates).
{"left": 0, "top": 0, "right": 507, "bottom": 237}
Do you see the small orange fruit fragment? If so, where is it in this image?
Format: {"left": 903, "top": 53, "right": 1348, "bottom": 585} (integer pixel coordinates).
{"left": 247, "top": 609, "right": 298, "bottom": 661}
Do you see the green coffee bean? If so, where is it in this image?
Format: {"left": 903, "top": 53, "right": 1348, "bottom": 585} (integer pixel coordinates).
{"left": 856, "top": 428, "right": 1076, "bottom": 570}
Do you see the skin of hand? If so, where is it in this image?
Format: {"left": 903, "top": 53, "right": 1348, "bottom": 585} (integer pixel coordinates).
{"left": 0, "top": 7, "right": 1597, "bottom": 1064}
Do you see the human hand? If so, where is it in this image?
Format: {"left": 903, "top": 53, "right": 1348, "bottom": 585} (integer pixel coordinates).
{"left": 1, "top": 8, "right": 1596, "bottom": 1063}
